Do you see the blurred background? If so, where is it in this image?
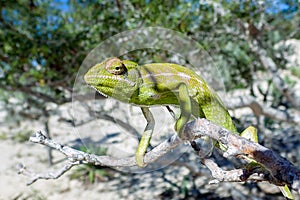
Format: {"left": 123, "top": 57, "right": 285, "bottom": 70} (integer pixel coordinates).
{"left": 1, "top": 0, "right": 300, "bottom": 199}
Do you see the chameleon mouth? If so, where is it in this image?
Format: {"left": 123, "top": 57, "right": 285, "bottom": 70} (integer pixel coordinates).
{"left": 84, "top": 73, "right": 108, "bottom": 97}
{"left": 89, "top": 85, "right": 108, "bottom": 98}
{"left": 84, "top": 72, "right": 136, "bottom": 98}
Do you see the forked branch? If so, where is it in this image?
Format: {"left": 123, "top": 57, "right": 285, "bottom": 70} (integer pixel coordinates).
{"left": 19, "top": 119, "right": 300, "bottom": 194}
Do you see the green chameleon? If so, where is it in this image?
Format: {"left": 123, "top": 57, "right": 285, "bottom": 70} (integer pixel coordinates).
{"left": 84, "top": 57, "right": 292, "bottom": 199}
{"left": 85, "top": 57, "right": 244, "bottom": 165}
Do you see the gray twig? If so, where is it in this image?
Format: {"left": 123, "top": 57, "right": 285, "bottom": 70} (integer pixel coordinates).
{"left": 19, "top": 120, "right": 300, "bottom": 194}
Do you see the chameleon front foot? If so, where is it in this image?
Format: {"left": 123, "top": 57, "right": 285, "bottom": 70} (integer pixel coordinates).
{"left": 135, "top": 152, "right": 147, "bottom": 168}
{"left": 134, "top": 107, "right": 154, "bottom": 168}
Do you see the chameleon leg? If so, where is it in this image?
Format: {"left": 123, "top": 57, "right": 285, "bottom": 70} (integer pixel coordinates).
{"left": 135, "top": 107, "right": 155, "bottom": 167}
{"left": 175, "top": 83, "right": 192, "bottom": 137}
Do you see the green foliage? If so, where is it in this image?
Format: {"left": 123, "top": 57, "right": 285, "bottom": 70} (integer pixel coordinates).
{"left": 284, "top": 74, "right": 297, "bottom": 88}
{"left": 180, "top": 175, "right": 189, "bottom": 197}
{"left": 1, "top": 0, "right": 299, "bottom": 116}
{"left": 0, "top": 132, "right": 7, "bottom": 140}
{"left": 12, "top": 130, "right": 32, "bottom": 143}
{"left": 291, "top": 66, "right": 300, "bottom": 78}
{"left": 70, "top": 163, "right": 113, "bottom": 184}
{"left": 77, "top": 144, "right": 107, "bottom": 155}
{"left": 70, "top": 144, "right": 113, "bottom": 184}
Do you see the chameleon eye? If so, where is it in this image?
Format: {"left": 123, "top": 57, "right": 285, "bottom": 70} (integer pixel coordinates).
{"left": 105, "top": 58, "right": 126, "bottom": 75}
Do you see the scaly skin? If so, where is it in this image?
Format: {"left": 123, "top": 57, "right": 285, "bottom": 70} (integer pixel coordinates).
{"left": 84, "top": 57, "right": 236, "bottom": 167}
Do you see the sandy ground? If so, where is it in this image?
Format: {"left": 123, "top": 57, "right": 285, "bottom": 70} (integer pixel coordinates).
{"left": 1, "top": 97, "right": 300, "bottom": 199}
{"left": 0, "top": 118, "right": 116, "bottom": 200}
{"left": 0, "top": 101, "right": 183, "bottom": 200}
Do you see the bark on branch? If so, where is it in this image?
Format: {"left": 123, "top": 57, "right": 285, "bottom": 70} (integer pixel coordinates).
{"left": 184, "top": 119, "right": 300, "bottom": 193}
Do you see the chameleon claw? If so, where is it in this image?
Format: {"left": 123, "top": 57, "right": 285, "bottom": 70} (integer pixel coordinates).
{"left": 135, "top": 152, "right": 147, "bottom": 168}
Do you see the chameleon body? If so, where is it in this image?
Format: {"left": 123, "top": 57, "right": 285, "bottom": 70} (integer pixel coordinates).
{"left": 84, "top": 57, "right": 237, "bottom": 167}
{"left": 84, "top": 57, "right": 293, "bottom": 198}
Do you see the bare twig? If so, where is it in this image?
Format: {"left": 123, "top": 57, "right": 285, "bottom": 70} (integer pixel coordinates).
{"left": 17, "top": 162, "right": 78, "bottom": 185}
{"left": 19, "top": 131, "right": 181, "bottom": 185}
{"left": 19, "top": 120, "right": 300, "bottom": 194}
{"left": 201, "top": 158, "right": 265, "bottom": 183}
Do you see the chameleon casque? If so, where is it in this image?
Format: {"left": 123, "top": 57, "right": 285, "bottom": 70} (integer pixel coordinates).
{"left": 84, "top": 57, "right": 238, "bottom": 167}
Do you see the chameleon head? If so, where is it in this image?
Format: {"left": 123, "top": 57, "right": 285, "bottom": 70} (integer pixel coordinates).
{"left": 84, "top": 57, "right": 140, "bottom": 102}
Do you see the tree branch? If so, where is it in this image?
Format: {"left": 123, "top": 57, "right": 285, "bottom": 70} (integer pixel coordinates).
{"left": 184, "top": 119, "right": 300, "bottom": 193}
{"left": 19, "top": 130, "right": 181, "bottom": 185}
{"left": 19, "top": 120, "right": 300, "bottom": 194}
